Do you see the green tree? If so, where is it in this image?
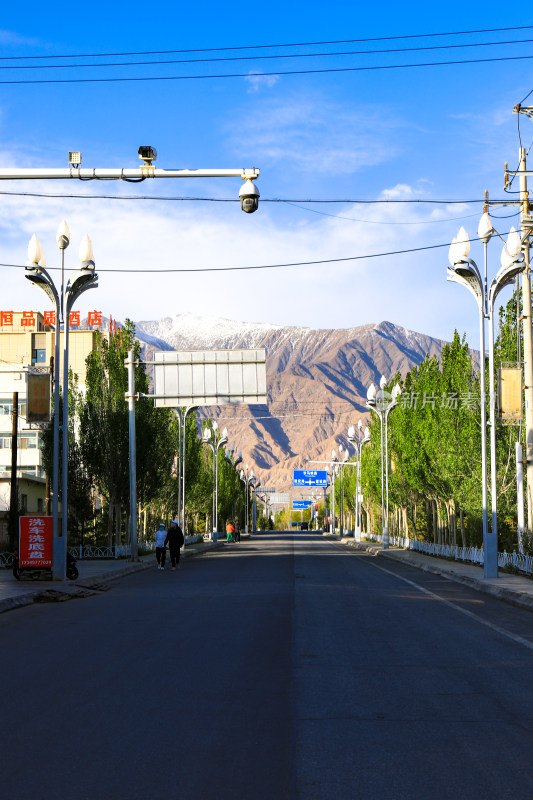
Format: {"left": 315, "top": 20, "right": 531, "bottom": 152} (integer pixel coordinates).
{"left": 79, "top": 320, "right": 176, "bottom": 546}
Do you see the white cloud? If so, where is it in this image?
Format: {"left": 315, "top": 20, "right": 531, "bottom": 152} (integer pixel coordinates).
{"left": 0, "top": 179, "right": 470, "bottom": 344}
{"left": 0, "top": 29, "right": 41, "bottom": 47}
{"left": 226, "top": 92, "right": 408, "bottom": 175}
{"left": 244, "top": 71, "right": 280, "bottom": 93}
{"left": 380, "top": 184, "right": 414, "bottom": 199}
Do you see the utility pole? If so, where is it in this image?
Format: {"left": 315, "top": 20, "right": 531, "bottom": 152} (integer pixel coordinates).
{"left": 519, "top": 148, "right": 533, "bottom": 532}
{"left": 8, "top": 392, "right": 18, "bottom": 550}
{"left": 501, "top": 107, "right": 533, "bottom": 533}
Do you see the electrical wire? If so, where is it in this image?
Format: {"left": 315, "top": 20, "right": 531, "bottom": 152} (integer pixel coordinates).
{"left": 519, "top": 87, "right": 533, "bottom": 105}
{"left": 1, "top": 230, "right": 514, "bottom": 274}
{"left": 283, "top": 201, "right": 519, "bottom": 224}
{"left": 2, "top": 24, "right": 532, "bottom": 60}
{"left": 2, "top": 37, "right": 532, "bottom": 71}
{"left": 0, "top": 189, "right": 520, "bottom": 223}
{"left": 2, "top": 53, "right": 533, "bottom": 85}
{"left": 0, "top": 189, "right": 508, "bottom": 204}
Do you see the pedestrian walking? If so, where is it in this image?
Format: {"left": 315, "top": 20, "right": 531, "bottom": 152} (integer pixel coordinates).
{"left": 155, "top": 523, "right": 167, "bottom": 570}
{"left": 234, "top": 518, "right": 240, "bottom": 542}
{"left": 226, "top": 520, "right": 235, "bottom": 543}
{"left": 165, "top": 519, "right": 184, "bottom": 570}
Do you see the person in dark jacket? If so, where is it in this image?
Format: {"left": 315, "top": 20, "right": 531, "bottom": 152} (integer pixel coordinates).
{"left": 165, "top": 519, "right": 184, "bottom": 570}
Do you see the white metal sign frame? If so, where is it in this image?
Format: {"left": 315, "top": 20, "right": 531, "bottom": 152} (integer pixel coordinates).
{"left": 152, "top": 348, "right": 267, "bottom": 407}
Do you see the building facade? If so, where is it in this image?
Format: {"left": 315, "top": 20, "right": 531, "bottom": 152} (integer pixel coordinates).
{"left": 0, "top": 310, "right": 109, "bottom": 542}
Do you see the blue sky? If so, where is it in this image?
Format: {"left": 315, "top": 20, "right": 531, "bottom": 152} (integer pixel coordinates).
{"left": 1, "top": 2, "right": 533, "bottom": 350}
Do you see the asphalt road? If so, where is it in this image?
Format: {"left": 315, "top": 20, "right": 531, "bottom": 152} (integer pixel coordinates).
{"left": 2, "top": 533, "right": 533, "bottom": 799}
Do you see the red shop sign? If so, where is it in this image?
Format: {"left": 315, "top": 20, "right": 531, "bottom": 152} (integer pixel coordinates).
{"left": 19, "top": 516, "right": 53, "bottom": 567}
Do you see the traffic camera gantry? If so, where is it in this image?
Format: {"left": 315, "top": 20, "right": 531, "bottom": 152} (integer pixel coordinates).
{"left": 0, "top": 146, "right": 260, "bottom": 213}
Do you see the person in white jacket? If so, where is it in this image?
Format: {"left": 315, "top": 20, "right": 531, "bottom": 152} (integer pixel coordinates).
{"left": 155, "top": 523, "right": 167, "bottom": 570}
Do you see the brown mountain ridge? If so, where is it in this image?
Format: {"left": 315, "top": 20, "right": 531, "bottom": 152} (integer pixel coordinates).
{"left": 134, "top": 315, "right": 449, "bottom": 493}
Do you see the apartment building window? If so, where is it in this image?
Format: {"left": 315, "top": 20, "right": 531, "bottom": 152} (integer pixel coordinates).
{"left": 37, "top": 498, "right": 44, "bottom": 512}
{"left": 0, "top": 399, "right": 27, "bottom": 416}
{"left": 20, "top": 432, "right": 38, "bottom": 449}
{"left": 21, "top": 494, "right": 27, "bottom": 512}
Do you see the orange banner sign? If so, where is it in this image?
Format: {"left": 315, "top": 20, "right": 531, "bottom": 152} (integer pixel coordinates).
{"left": 0, "top": 311, "right": 104, "bottom": 328}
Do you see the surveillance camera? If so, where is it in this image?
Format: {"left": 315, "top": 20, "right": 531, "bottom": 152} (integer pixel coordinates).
{"left": 138, "top": 146, "right": 157, "bottom": 165}
{"left": 239, "top": 179, "right": 260, "bottom": 213}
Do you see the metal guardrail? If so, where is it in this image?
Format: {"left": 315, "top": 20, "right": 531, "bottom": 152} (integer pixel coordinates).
{"left": 4, "top": 532, "right": 529, "bottom": 571}
{"left": 1, "top": 535, "right": 208, "bottom": 567}
{"left": 67, "top": 545, "right": 132, "bottom": 559}
{"left": 0, "top": 552, "right": 16, "bottom": 567}
{"left": 361, "top": 533, "right": 533, "bottom": 573}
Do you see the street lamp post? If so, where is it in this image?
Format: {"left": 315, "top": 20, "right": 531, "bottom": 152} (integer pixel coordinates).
{"left": 202, "top": 423, "right": 228, "bottom": 539}
{"left": 25, "top": 223, "right": 97, "bottom": 579}
{"left": 348, "top": 420, "right": 371, "bottom": 541}
{"left": 366, "top": 377, "right": 401, "bottom": 550}
{"left": 448, "top": 220, "right": 523, "bottom": 578}
{"left": 180, "top": 405, "right": 198, "bottom": 534}
{"left": 239, "top": 466, "right": 254, "bottom": 533}
{"left": 330, "top": 451, "right": 338, "bottom": 534}
{"left": 336, "top": 445, "right": 349, "bottom": 536}
{"left": 225, "top": 446, "right": 243, "bottom": 520}
{"left": 250, "top": 476, "right": 260, "bottom": 533}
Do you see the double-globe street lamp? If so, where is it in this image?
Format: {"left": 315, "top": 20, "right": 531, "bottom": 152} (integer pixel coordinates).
{"left": 448, "top": 218, "right": 524, "bottom": 578}
{"left": 249, "top": 474, "right": 261, "bottom": 533}
{"left": 348, "top": 420, "right": 371, "bottom": 541}
{"left": 239, "top": 465, "right": 255, "bottom": 533}
{"left": 202, "top": 422, "right": 228, "bottom": 539}
{"left": 175, "top": 405, "right": 198, "bottom": 534}
{"left": 366, "top": 377, "right": 401, "bottom": 550}
{"left": 25, "top": 222, "right": 97, "bottom": 580}
{"left": 225, "top": 446, "right": 243, "bottom": 520}
{"left": 328, "top": 453, "right": 341, "bottom": 534}
{"left": 331, "top": 446, "right": 349, "bottom": 535}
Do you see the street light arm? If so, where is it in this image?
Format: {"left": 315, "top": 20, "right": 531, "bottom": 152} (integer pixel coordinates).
{"left": 0, "top": 167, "right": 260, "bottom": 181}
{"left": 25, "top": 265, "right": 60, "bottom": 309}
{"left": 488, "top": 259, "right": 525, "bottom": 309}
{"left": 65, "top": 270, "right": 98, "bottom": 312}
{"left": 446, "top": 266, "right": 483, "bottom": 309}
{"left": 449, "top": 254, "right": 483, "bottom": 283}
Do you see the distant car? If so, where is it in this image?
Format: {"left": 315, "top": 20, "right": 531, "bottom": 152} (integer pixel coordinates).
{"left": 301, "top": 521, "right": 309, "bottom": 531}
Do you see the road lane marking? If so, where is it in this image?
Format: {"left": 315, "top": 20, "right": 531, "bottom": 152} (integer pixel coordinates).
{"left": 364, "top": 558, "right": 533, "bottom": 653}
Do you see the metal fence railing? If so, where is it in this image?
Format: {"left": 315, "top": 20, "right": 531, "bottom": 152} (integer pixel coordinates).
{"left": 0, "top": 552, "right": 16, "bottom": 568}
{"left": 359, "top": 532, "right": 533, "bottom": 575}
{"left": 0, "top": 535, "right": 207, "bottom": 567}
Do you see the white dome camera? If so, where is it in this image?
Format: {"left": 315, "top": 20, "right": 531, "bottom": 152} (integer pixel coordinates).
{"left": 239, "top": 179, "right": 260, "bottom": 213}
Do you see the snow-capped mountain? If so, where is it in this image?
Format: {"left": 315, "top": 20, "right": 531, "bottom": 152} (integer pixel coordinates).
{"left": 134, "top": 314, "right": 449, "bottom": 492}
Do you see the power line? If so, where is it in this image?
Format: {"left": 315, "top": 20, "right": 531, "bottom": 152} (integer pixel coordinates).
{"left": 0, "top": 230, "right": 513, "bottom": 274}
{"left": 2, "top": 52, "right": 533, "bottom": 85}
{"left": 2, "top": 24, "right": 532, "bottom": 60}
{"left": 0, "top": 189, "right": 519, "bottom": 223}
{"left": 283, "top": 201, "right": 519, "bottom": 224}
{"left": 0, "top": 189, "right": 505, "bottom": 204}
{"left": 2, "top": 37, "right": 532, "bottom": 71}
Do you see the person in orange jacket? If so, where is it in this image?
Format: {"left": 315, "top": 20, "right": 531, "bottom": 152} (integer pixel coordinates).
{"left": 226, "top": 520, "right": 235, "bottom": 542}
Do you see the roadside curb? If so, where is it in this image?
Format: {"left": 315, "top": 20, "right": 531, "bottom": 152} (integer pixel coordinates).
{"left": 0, "top": 540, "right": 222, "bottom": 614}
{"left": 0, "top": 593, "right": 41, "bottom": 614}
{"left": 343, "top": 539, "right": 533, "bottom": 612}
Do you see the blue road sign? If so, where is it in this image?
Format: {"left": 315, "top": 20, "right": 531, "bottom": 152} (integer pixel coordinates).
{"left": 293, "top": 500, "right": 312, "bottom": 509}
{"left": 293, "top": 469, "right": 328, "bottom": 487}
